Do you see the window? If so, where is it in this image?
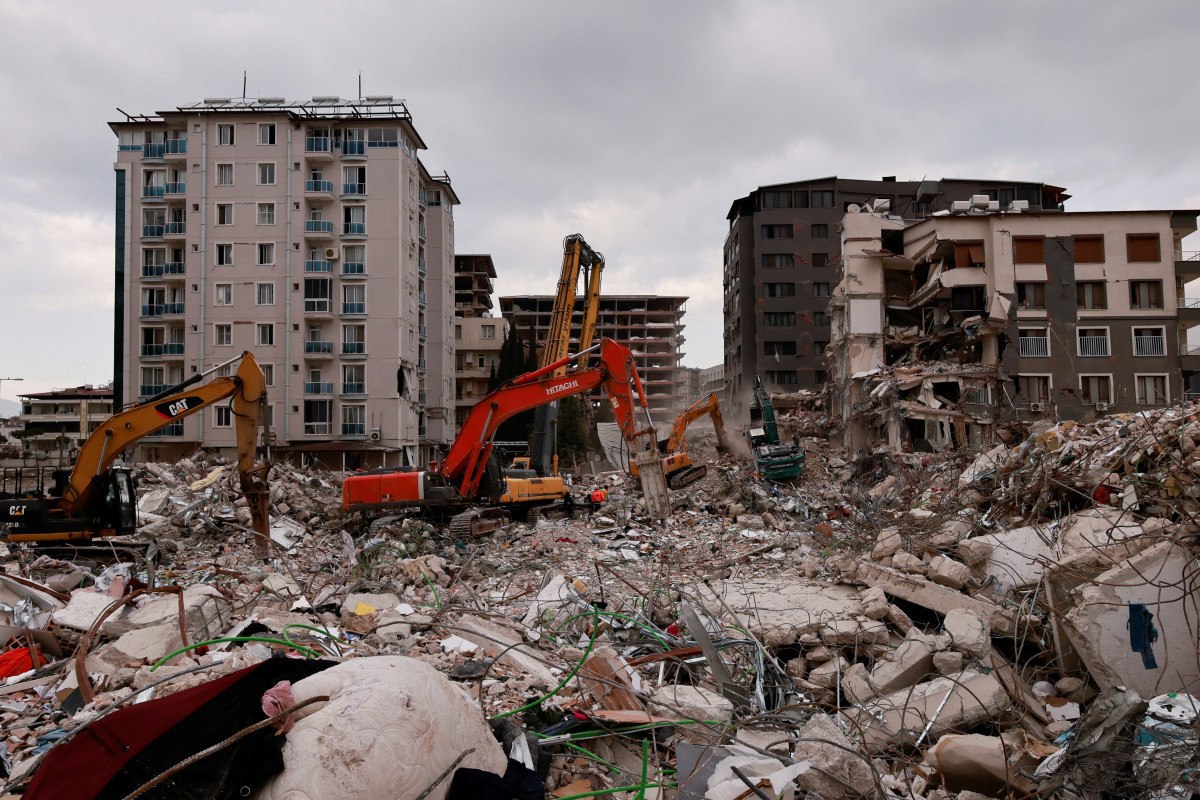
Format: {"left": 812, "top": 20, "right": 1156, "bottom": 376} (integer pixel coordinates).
{"left": 762, "top": 190, "right": 792, "bottom": 209}
{"left": 764, "top": 341, "right": 797, "bottom": 356}
{"left": 342, "top": 283, "right": 365, "bottom": 313}
{"left": 304, "top": 400, "right": 332, "bottom": 434}
{"left": 455, "top": 324, "right": 462, "bottom": 340}
{"left": 1135, "top": 375, "right": 1168, "bottom": 405}
{"left": 1018, "top": 328, "right": 1050, "bottom": 358}
{"left": 1017, "top": 282, "right": 1046, "bottom": 310}
{"left": 343, "top": 324, "right": 365, "bottom": 353}
{"left": 1133, "top": 327, "right": 1166, "bottom": 357}
{"left": 342, "top": 364, "right": 365, "bottom": 394}
{"left": 954, "top": 241, "right": 985, "bottom": 268}
{"left": 1126, "top": 233, "right": 1161, "bottom": 263}
{"left": 344, "top": 205, "right": 366, "bottom": 234}
{"left": 215, "top": 324, "right": 232, "bottom": 346}
{"left": 257, "top": 243, "right": 275, "bottom": 265}
{"left": 761, "top": 224, "right": 793, "bottom": 239}
{"left": 215, "top": 283, "right": 232, "bottom": 305}
{"left": 216, "top": 243, "right": 233, "bottom": 266}
{"left": 343, "top": 244, "right": 365, "bottom": 267}
{"left": 481, "top": 324, "right": 496, "bottom": 340}
{"left": 256, "top": 283, "right": 275, "bottom": 306}
{"left": 1076, "top": 281, "right": 1108, "bottom": 310}
{"left": 256, "top": 323, "right": 275, "bottom": 346}
{"left": 217, "top": 124, "right": 234, "bottom": 146}
{"left": 813, "top": 341, "right": 828, "bottom": 354}
{"left": 811, "top": 224, "right": 828, "bottom": 239}
{"left": 257, "top": 203, "right": 275, "bottom": 225}
{"left": 257, "top": 163, "right": 276, "bottom": 186}
{"left": 763, "top": 283, "right": 795, "bottom": 298}
{"left": 214, "top": 406, "right": 232, "bottom": 428}
{"left": 478, "top": 354, "right": 486, "bottom": 368}
{"left": 343, "top": 166, "right": 366, "bottom": 194}
{"left": 813, "top": 283, "right": 831, "bottom": 297}
{"left": 1078, "top": 328, "right": 1110, "bottom": 357}
{"left": 813, "top": 311, "right": 830, "bottom": 326}
{"left": 1013, "top": 237, "right": 1045, "bottom": 264}
{"left": 304, "top": 278, "right": 331, "bottom": 312}
{"left": 341, "top": 404, "right": 366, "bottom": 435}
{"left": 763, "top": 312, "right": 796, "bottom": 326}
{"left": 261, "top": 364, "right": 274, "bottom": 387}
{"left": 1018, "top": 375, "right": 1051, "bottom": 402}
{"left": 811, "top": 190, "right": 835, "bottom": 208}
{"left": 814, "top": 370, "right": 828, "bottom": 383}
{"left": 1129, "top": 280, "right": 1163, "bottom": 310}
{"left": 761, "top": 254, "right": 794, "bottom": 269}
{"left": 216, "top": 164, "right": 233, "bottom": 186}
{"left": 258, "top": 123, "right": 276, "bottom": 145}
{"left": 1074, "top": 235, "right": 1105, "bottom": 263}
{"left": 215, "top": 203, "right": 233, "bottom": 226}
{"left": 1080, "top": 375, "right": 1112, "bottom": 405}
{"left": 766, "top": 370, "right": 798, "bottom": 386}
{"left": 811, "top": 253, "right": 830, "bottom": 268}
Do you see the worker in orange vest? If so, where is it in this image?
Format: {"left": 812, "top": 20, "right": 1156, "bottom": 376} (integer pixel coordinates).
{"left": 589, "top": 486, "right": 607, "bottom": 513}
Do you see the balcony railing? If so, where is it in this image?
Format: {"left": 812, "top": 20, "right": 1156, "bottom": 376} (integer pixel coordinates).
{"left": 305, "top": 220, "right": 334, "bottom": 234}
{"left": 342, "top": 182, "right": 366, "bottom": 195}
{"left": 141, "top": 304, "right": 163, "bottom": 317}
{"left": 304, "top": 382, "right": 334, "bottom": 394}
{"left": 343, "top": 222, "right": 366, "bottom": 236}
{"left": 142, "top": 224, "right": 165, "bottom": 237}
{"left": 142, "top": 143, "right": 166, "bottom": 159}
{"left": 139, "top": 384, "right": 167, "bottom": 396}
{"left": 341, "top": 302, "right": 366, "bottom": 315}
{"left": 342, "top": 383, "right": 365, "bottom": 395}
{"left": 163, "top": 303, "right": 184, "bottom": 315}
{"left": 418, "top": 357, "right": 427, "bottom": 371}
{"left": 1182, "top": 345, "right": 1200, "bottom": 357}
{"left": 165, "top": 182, "right": 186, "bottom": 195}
{"left": 342, "top": 262, "right": 365, "bottom": 275}
{"left": 418, "top": 258, "right": 427, "bottom": 276}
{"left": 164, "top": 139, "right": 187, "bottom": 156}
{"left": 142, "top": 185, "right": 166, "bottom": 198}
{"left": 305, "top": 136, "right": 331, "bottom": 154}
{"left": 342, "top": 140, "right": 366, "bottom": 157}
{"left": 1018, "top": 336, "right": 1049, "bottom": 357}
{"left": 305, "top": 260, "right": 333, "bottom": 273}
{"left": 305, "top": 180, "right": 334, "bottom": 193}
{"left": 149, "top": 420, "right": 183, "bottom": 437}
{"left": 1135, "top": 335, "right": 1166, "bottom": 356}
{"left": 418, "top": 223, "right": 427, "bottom": 241}
{"left": 341, "top": 423, "right": 366, "bottom": 435}
{"left": 163, "top": 222, "right": 186, "bottom": 236}
{"left": 304, "top": 340, "right": 333, "bottom": 354}
{"left": 342, "top": 342, "right": 365, "bottom": 355}
{"left": 304, "top": 422, "right": 331, "bottom": 435}
{"left": 417, "top": 291, "right": 426, "bottom": 307}
{"left": 1180, "top": 298, "right": 1200, "bottom": 309}
{"left": 1078, "top": 336, "right": 1110, "bottom": 357}
{"left": 163, "top": 342, "right": 184, "bottom": 355}
{"left": 163, "top": 262, "right": 185, "bottom": 276}
{"left": 418, "top": 324, "right": 427, "bottom": 341}
{"left": 417, "top": 425, "right": 427, "bottom": 438}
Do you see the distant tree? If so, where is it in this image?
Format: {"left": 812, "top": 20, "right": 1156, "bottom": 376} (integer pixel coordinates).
{"left": 495, "top": 326, "right": 536, "bottom": 443}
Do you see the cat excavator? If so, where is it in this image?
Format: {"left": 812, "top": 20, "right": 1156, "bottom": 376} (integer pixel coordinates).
{"left": 0, "top": 352, "right": 271, "bottom": 551}
{"left": 629, "top": 392, "right": 729, "bottom": 488}
{"left": 343, "top": 337, "right": 671, "bottom": 534}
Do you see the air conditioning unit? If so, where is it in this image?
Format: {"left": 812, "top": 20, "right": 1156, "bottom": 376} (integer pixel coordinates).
{"left": 951, "top": 200, "right": 971, "bottom": 213}
{"left": 1009, "top": 200, "right": 1030, "bottom": 212}
{"left": 325, "top": 248, "right": 339, "bottom": 260}
{"left": 369, "top": 428, "right": 381, "bottom": 441}
{"left": 986, "top": 200, "right": 1000, "bottom": 212}
{"left": 970, "top": 194, "right": 990, "bottom": 209}
{"left": 1029, "top": 402, "right": 1045, "bottom": 412}
{"left": 1095, "top": 402, "right": 1109, "bottom": 413}
{"left": 871, "top": 198, "right": 891, "bottom": 214}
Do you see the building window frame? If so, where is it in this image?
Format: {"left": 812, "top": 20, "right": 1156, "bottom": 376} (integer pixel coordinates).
{"left": 1077, "top": 326, "right": 1111, "bottom": 357}
{"left": 257, "top": 162, "right": 277, "bottom": 186}
{"left": 1131, "top": 326, "right": 1167, "bottom": 358}
{"left": 257, "top": 202, "right": 275, "bottom": 225}
{"left": 215, "top": 243, "right": 233, "bottom": 266}
{"left": 1126, "top": 233, "right": 1162, "bottom": 263}
{"left": 257, "top": 242, "right": 275, "bottom": 265}
{"left": 213, "top": 406, "right": 233, "bottom": 428}
{"left": 1017, "top": 374, "right": 1052, "bottom": 403}
{"left": 1018, "top": 326, "right": 1051, "bottom": 358}
{"left": 1013, "top": 236, "right": 1046, "bottom": 265}
{"left": 215, "top": 203, "right": 233, "bottom": 226}
{"left": 256, "top": 323, "right": 275, "bottom": 347}
{"left": 1078, "top": 373, "right": 1114, "bottom": 406}
{"left": 217, "top": 124, "right": 235, "bottom": 146}
{"left": 258, "top": 123, "right": 276, "bottom": 146}
{"left": 1076, "top": 281, "right": 1108, "bottom": 310}
{"left": 1016, "top": 282, "right": 1046, "bottom": 310}
{"left": 1073, "top": 234, "right": 1105, "bottom": 263}
{"left": 1134, "top": 373, "right": 1169, "bottom": 406}
{"left": 214, "top": 323, "right": 232, "bottom": 347}
{"left": 1129, "top": 279, "right": 1164, "bottom": 310}
{"left": 214, "top": 283, "right": 232, "bottom": 306}
{"left": 255, "top": 282, "right": 275, "bottom": 306}
{"left": 761, "top": 254, "right": 794, "bottom": 269}
{"left": 215, "top": 163, "right": 233, "bottom": 186}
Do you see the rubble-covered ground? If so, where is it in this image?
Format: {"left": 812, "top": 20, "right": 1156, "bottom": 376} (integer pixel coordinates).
{"left": 0, "top": 407, "right": 1198, "bottom": 799}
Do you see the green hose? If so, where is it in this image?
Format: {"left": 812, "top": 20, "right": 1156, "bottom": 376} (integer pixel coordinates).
{"left": 634, "top": 738, "right": 650, "bottom": 800}
{"left": 149, "top": 636, "right": 320, "bottom": 670}
{"left": 489, "top": 609, "right": 600, "bottom": 720}
{"left": 553, "top": 782, "right": 674, "bottom": 800}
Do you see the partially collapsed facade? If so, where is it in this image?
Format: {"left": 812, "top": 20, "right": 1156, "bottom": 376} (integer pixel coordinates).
{"left": 831, "top": 199, "right": 1200, "bottom": 454}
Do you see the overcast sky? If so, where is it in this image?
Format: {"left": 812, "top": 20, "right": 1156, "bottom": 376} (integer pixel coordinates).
{"left": 2, "top": 0, "right": 1199, "bottom": 403}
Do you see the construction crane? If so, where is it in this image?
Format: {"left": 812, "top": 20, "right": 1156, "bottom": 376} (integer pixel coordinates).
{"left": 529, "top": 233, "right": 605, "bottom": 477}
{"left": 343, "top": 338, "right": 671, "bottom": 534}
{"left": 630, "top": 392, "right": 729, "bottom": 488}
{"left": 0, "top": 352, "right": 272, "bottom": 551}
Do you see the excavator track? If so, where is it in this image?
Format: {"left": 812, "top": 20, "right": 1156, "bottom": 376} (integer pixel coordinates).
{"left": 667, "top": 464, "right": 708, "bottom": 489}
{"left": 448, "top": 508, "right": 511, "bottom": 538}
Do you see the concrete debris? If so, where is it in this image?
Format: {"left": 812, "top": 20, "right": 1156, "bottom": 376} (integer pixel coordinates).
{"left": 0, "top": 404, "right": 1196, "bottom": 799}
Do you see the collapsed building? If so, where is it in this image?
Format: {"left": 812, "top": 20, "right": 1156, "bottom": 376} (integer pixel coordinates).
{"left": 830, "top": 199, "right": 1200, "bottom": 455}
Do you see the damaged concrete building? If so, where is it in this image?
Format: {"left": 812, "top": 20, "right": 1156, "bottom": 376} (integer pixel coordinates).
{"left": 831, "top": 199, "right": 1200, "bottom": 454}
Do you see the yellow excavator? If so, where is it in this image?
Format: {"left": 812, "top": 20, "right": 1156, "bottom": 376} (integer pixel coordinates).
{"left": 0, "top": 352, "right": 272, "bottom": 551}
{"left": 630, "top": 392, "right": 728, "bottom": 488}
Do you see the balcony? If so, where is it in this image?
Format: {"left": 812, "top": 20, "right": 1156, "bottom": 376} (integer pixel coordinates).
{"left": 418, "top": 357, "right": 427, "bottom": 371}
{"left": 342, "top": 222, "right": 366, "bottom": 237}
{"left": 418, "top": 324, "right": 427, "bottom": 342}
{"left": 342, "top": 342, "right": 365, "bottom": 356}
{"left": 163, "top": 139, "right": 187, "bottom": 158}
{"left": 139, "top": 384, "right": 167, "bottom": 396}
{"left": 140, "top": 304, "right": 164, "bottom": 317}
{"left": 342, "top": 182, "right": 366, "bottom": 196}
{"left": 163, "top": 222, "right": 186, "bottom": 238}
{"left": 342, "top": 383, "right": 365, "bottom": 395}
{"left": 304, "top": 299, "right": 332, "bottom": 315}
{"left": 341, "top": 302, "right": 366, "bottom": 315}
{"left": 304, "top": 260, "right": 333, "bottom": 273}
{"left": 304, "top": 340, "right": 334, "bottom": 356}
{"left": 305, "top": 180, "right": 334, "bottom": 195}
{"left": 165, "top": 182, "right": 186, "bottom": 196}
{"left": 163, "top": 261, "right": 185, "bottom": 277}
{"left": 417, "top": 425, "right": 428, "bottom": 439}
{"left": 305, "top": 136, "right": 332, "bottom": 157}
{"left": 1180, "top": 297, "right": 1200, "bottom": 317}
{"left": 1078, "top": 336, "right": 1111, "bottom": 357}
{"left": 341, "top": 262, "right": 365, "bottom": 277}
{"left": 418, "top": 258, "right": 427, "bottom": 276}
{"left": 1134, "top": 335, "right": 1166, "bottom": 357}
{"left": 303, "top": 422, "right": 331, "bottom": 435}
{"left": 142, "top": 224, "right": 165, "bottom": 238}
{"left": 341, "top": 422, "right": 366, "bottom": 435}
{"left": 142, "top": 185, "right": 166, "bottom": 200}
{"left": 148, "top": 420, "right": 184, "bottom": 437}
{"left": 418, "top": 223, "right": 427, "bottom": 242}
{"left": 341, "top": 140, "right": 366, "bottom": 158}
{"left": 304, "top": 220, "right": 335, "bottom": 238}
{"left": 163, "top": 303, "right": 185, "bottom": 316}
{"left": 142, "top": 142, "right": 166, "bottom": 160}
{"left": 304, "top": 382, "right": 334, "bottom": 395}
{"left": 417, "top": 291, "right": 426, "bottom": 308}
{"left": 1018, "top": 336, "right": 1049, "bottom": 358}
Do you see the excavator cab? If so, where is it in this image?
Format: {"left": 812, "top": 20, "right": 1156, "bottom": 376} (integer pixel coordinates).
{"left": 85, "top": 469, "right": 138, "bottom": 535}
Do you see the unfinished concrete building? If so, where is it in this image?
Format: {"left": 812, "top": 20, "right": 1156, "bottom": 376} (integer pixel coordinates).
{"left": 831, "top": 200, "right": 1199, "bottom": 455}
{"left": 722, "top": 177, "right": 1068, "bottom": 414}
{"left": 499, "top": 295, "right": 687, "bottom": 422}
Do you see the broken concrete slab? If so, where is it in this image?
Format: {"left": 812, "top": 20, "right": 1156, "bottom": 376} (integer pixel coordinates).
{"left": 697, "top": 578, "right": 869, "bottom": 648}
{"left": 650, "top": 684, "right": 734, "bottom": 725}
{"left": 857, "top": 562, "right": 1016, "bottom": 635}
{"left": 868, "top": 632, "right": 937, "bottom": 697}
{"left": 452, "top": 614, "right": 557, "bottom": 687}
{"left": 121, "top": 585, "right": 230, "bottom": 642}
{"left": 943, "top": 608, "right": 990, "bottom": 659}
{"left": 928, "top": 555, "right": 971, "bottom": 589}
{"left": 101, "top": 623, "right": 183, "bottom": 667}
{"left": 793, "top": 713, "right": 876, "bottom": 799}
{"left": 970, "top": 525, "right": 1052, "bottom": 592}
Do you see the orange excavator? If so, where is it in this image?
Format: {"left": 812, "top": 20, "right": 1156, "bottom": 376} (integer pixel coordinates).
{"left": 343, "top": 337, "right": 670, "bottom": 534}
{"left": 0, "top": 352, "right": 271, "bottom": 551}
{"left": 630, "top": 392, "right": 729, "bottom": 488}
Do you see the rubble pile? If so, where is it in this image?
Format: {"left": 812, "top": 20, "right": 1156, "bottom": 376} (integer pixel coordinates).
{"left": 0, "top": 409, "right": 1196, "bottom": 798}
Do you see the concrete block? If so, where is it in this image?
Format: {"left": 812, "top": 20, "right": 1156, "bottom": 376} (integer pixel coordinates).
{"left": 871, "top": 527, "right": 903, "bottom": 560}
{"left": 340, "top": 592, "right": 402, "bottom": 617}
{"left": 859, "top": 586, "right": 889, "bottom": 620}
{"left": 857, "top": 562, "right": 1016, "bottom": 636}
{"left": 869, "top": 635, "right": 936, "bottom": 696}
{"left": 885, "top": 604, "right": 914, "bottom": 634}
{"left": 971, "top": 525, "right": 1052, "bottom": 592}
{"left": 840, "top": 662, "right": 875, "bottom": 704}
{"left": 453, "top": 614, "right": 557, "bottom": 687}
{"left": 892, "top": 551, "right": 926, "bottom": 574}
{"left": 102, "top": 622, "right": 183, "bottom": 666}
{"left": 956, "top": 538, "right": 993, "bottom": 567}
{"left": 933, "top": 651, "right": 964, "bottom": 675}
{"left": 928, "top": 556, "right": 971, "bottom": 589}
{"left": 808, "top": 656, "right": 848, "bottom": 689}
{"left": 793, "top": 713, "right": 875, "bottom": 799}
{"left": 943, "top": 608, "right": 990, "bottom": 659}
{"left": 698, "top": 578, "right": 864, "bottom": 647}
{"left": 650, "top": 685, "right": 734, "bottom": 725}
{"left": 821, "top": 616, "right": 889, "bottom": 646}
{"left": 51, "top": 591, "right": 126, "bottom": 634}
{"left": 122, "top": 585, "right": 230, "bottom": 642}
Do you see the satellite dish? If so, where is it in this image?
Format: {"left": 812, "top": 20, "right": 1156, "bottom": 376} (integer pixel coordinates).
{"left": 847, "top": 204, "right": 862, "bottom": 213}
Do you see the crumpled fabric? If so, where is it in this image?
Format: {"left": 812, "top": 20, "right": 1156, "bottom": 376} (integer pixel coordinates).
{"left": 261, "top": 680, "right": 297, "bottom": 734}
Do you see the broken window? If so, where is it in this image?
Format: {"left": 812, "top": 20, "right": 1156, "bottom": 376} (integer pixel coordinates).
{"left": 763, "top": 341, "right": 797, "bottom": 356}
{"left": 1074, "top": 235, "right": 1105, "bottom": 263}
{"left": 1079, "top": 375, "right": 1112, "bottom": 405}
{"left": 1076, "top": 281, "right": 1107, "bottom": 310}
{"left": 1129, "top": 280, "right": 1163, "bottom": 309}
{"left": 953, "top": 241, "right": 985, "bottom": 269}
{"left": 761, "top": 254, "right": 794, "bottom": 268}
{"left": 1013, "top": 237, "right": 1046, "bottom": 264}
{"left": 1017, "top": 282, "right": 1046, "bottom": 310}
{"left": 1126, "top": 233, "right": 1161, "bottom": 262}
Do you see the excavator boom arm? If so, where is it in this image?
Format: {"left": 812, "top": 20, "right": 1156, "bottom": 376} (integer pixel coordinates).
{"left": 666, "top": 393, "right": 728, "bottom": 454}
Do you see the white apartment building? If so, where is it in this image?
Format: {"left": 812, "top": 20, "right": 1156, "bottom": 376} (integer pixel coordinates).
{"left": 110, "top": 97, "right": 458, "bottom": 468}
